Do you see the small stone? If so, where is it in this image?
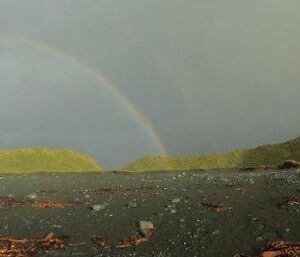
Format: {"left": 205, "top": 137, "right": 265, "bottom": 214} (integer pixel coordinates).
{"left": 211, "top": 230, "right": 220, "bottom": 236}
{"left": 127, "top": 202, "right": 138, "bottom": 208}
{"left": 51, "top": 224, "right": 62, "bottom": 228}
{"left": 169, "top": 209, "right": 177, "bottom": 214}
{"left": 171, "top": 198, "right": 181, "bottom": 204}
{"left": 256, "top": 236, "right": 263, "bottom": 242}
{"left": 27, "top": 193, "right": 38, "bottom": 199}
{"left": 92, "top": 204, "right": 106, "bottom": 212}
{"left": 138, "top": 221, "right": 154, "bottom": 235}
{"left": 258, "top": 225, "right": 265, "bottom": 230}
{"left": 7, "top": 194, "right": 15, "bottom": 199}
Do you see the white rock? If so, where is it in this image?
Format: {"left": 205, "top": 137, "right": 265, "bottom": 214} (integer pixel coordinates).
{"left": 170, "top": 209, "right": 177, "bottom": 214}
{"left": 139, "top": 221, "right": 154, "bottom": 235}
{"left": 27, "top": 193, "right": 38, "bottom": 199}
{"left": 7, "top": 194, "right": 15, "bottom": 199}
{"left": 92, "top": 204, "right": 106, "bottom": 212}
{"left": 171, "top": 198, "right": 181, "bottom": 204}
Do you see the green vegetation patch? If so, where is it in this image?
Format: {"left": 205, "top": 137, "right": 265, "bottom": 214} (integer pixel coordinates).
{"left": 0, "top": 148, "right": 101, "bottom": 173}
{"left": 124, "top": 136, "right": 300, "bottom": 172}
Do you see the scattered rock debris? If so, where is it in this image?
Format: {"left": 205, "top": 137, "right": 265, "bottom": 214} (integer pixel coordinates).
{"left": 80, "top": 186, "right": 155, "bottom": 196}
{"left": 0, "top": 232, "right": 67, "bottom": 257}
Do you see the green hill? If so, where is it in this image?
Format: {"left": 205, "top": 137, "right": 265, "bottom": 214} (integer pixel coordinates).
{"left": 0, "top": 148, "right": 101, "bottom": 173}
{"left": 124, "top": 136, "right": 300, "bottom": 171}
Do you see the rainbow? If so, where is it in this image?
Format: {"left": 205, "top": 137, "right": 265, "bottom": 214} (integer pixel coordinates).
{"left": 0, "top": 35, "right": 168, "bottom": 155}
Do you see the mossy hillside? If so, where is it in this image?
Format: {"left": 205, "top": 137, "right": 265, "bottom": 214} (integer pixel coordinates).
{"left": 0, "top": 148, "right": 101, "bottom": 172}
{"left": 124, "top": 136, "right": 300, "bottom": 171}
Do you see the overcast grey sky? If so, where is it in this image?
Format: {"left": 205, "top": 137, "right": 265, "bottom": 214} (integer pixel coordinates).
{"left": 0, "top": 0, "right": 300, "bottom": 168}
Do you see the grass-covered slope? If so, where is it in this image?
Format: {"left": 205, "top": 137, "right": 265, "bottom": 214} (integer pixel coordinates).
{"left": 0, "top": 148, "right": 101, "bottom": 172}
{"left": 124, "top": 136, "right": 300, "bottom": 171}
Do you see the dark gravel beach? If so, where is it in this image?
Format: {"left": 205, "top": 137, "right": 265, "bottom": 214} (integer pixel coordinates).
{"left": 0, "top": 169, "right": 300, "bottom": 257}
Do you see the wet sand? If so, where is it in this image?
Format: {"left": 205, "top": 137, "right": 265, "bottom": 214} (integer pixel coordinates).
{"left": 0, "top": 169, "right": 299, "bottom": 257}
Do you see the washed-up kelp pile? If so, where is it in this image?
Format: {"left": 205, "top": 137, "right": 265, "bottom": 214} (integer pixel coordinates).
{"left": 94, "top": 222, "right": 155, "bottom": 250}
{"left": 236, "top": 240, "right": 300, "bottom": 257}
{"left": 0, "top": 233, "right": 66, "bottom": 257}
{"left": 0, "top": 196, "right": 85, "bottom": 209}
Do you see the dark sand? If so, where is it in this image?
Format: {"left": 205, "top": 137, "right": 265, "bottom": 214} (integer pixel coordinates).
{"left": 0, "top": 169, "right": 300, "bottom": 257}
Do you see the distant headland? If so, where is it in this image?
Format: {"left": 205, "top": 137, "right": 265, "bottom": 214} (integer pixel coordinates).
{"left": 0, "top": 148, "right": 101, "bottom": 173}
{"left": 124, "top": 136, "right": 300, "bottom": 172}
{"left": 0, "top": 136, "right": 300, "bottom": 173}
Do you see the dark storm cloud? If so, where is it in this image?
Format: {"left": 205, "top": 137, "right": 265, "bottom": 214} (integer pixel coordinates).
{"left": 0, "top": 0, "right": 300, "bottom": 167}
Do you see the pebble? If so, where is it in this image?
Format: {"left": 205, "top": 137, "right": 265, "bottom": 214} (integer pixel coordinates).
{"left": 27, "top": 193, "right": 38, "bottom": 199}
{"left": 171, "top": 198, "right": 181, "bottom": 204}
{"left": 51, "top": 224, "right": 62, "bottom": 228}
{"left": 211, "top": 230, "right": 220, "bottom": 236}
{"left": 250, "top": 217, "right": 258, "bottom": 222}
{"left": 7, "top": 194, "right": 15, "bottom": 199}
{"left": 256, "top": 236, "right": 263, "bottom": 242}
{"left": 127, "top": 202, "right": 138, "bottom": 208}
{"left": 169, "top": 209, "right": 177, "bottom": 214}
{"left": 139, "top": 221, "right": 154, "bottom": 235}
{"left": 92, "top": 204, "right": 106, "bottom": 212}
